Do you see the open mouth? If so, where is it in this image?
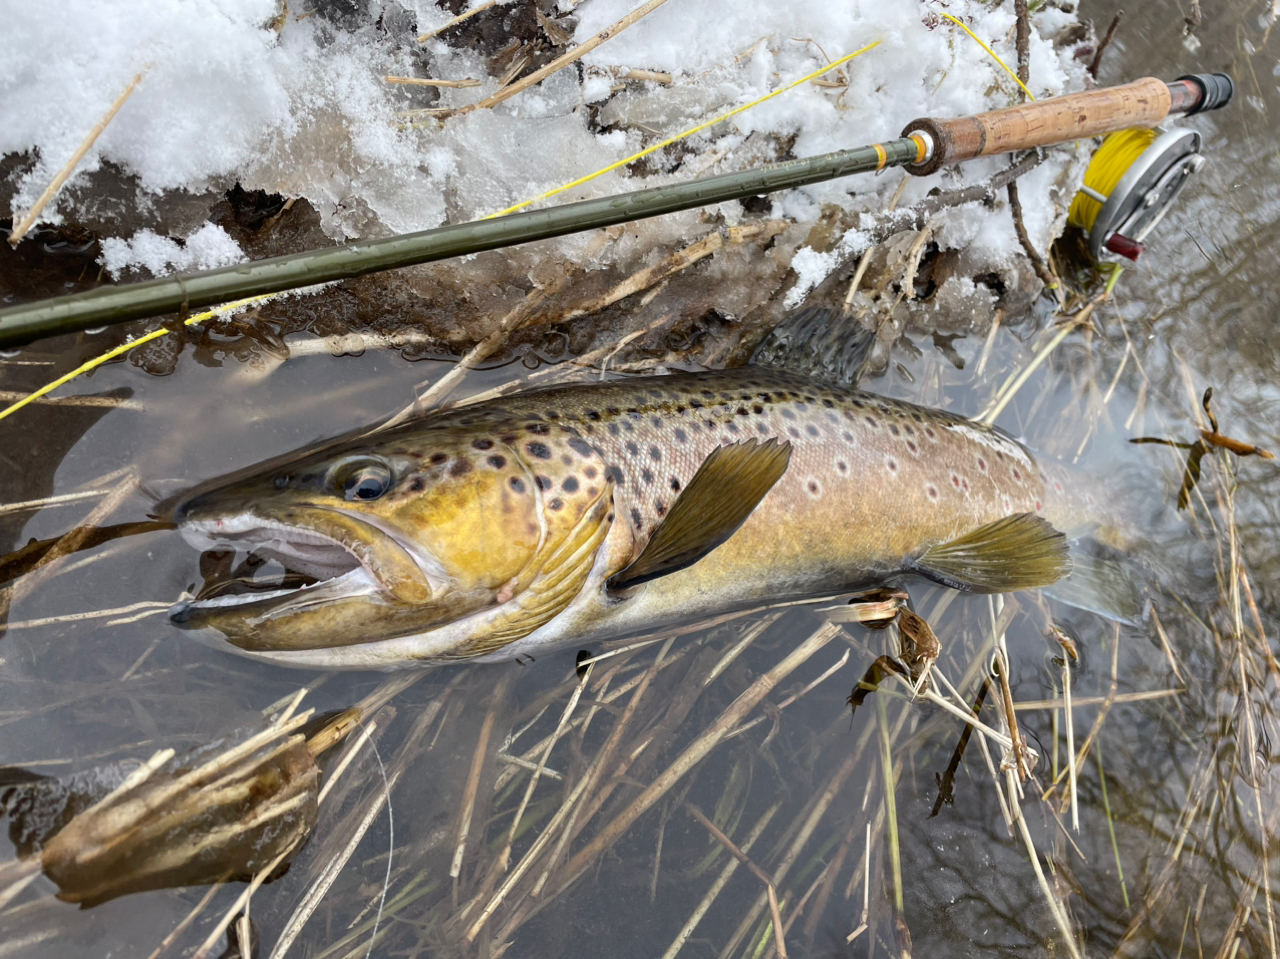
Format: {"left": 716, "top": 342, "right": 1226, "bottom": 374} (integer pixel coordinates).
{"left": 172, "top": 515, "right": 379, "bottom": 619}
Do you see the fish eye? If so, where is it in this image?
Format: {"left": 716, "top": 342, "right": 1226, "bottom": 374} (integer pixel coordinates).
{"left": 333, "top": 459, "right": 392, "bottom": 501}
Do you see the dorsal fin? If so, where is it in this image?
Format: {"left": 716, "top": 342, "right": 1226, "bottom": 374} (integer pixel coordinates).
{"left": 749, "top": 307, "right": 875, "bottom": 388}
{"left": 607, "top": 439, "right": 791, "bottom": 591}
{"left": 907, "top": 513, "right": 1071, "bottom": 593}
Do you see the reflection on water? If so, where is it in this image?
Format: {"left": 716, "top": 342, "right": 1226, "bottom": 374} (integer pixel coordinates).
{"left": 2, "top": 1, "right": 1279, "bottom": 956}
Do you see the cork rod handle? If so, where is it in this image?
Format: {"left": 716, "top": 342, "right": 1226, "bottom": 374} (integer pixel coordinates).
{"left": 902, "top": 76, "right": 1173, "bottom": 175}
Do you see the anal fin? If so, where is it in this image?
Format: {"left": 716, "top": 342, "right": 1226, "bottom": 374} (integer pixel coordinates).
{"left": 908, "top": 513, "right": 1071, "bottom": 593}
{"left": 607, "top": 438, "right": 791, "bottom": 592}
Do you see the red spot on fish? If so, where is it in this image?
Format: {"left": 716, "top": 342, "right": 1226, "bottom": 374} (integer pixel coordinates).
{"left": 977, "top": 457, "right": 987, "bottom": 472}
{"left": 1035, "top": 500, "right": 1042, "bottom": 511}
{"left": 1054, "top": 480, "right": 1063, "bottom": 493}
{"left": 1012, "top": 468, "right": 1022, "bottom": 481}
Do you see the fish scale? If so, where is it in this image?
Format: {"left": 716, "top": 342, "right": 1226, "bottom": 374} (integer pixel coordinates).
{"left": 168, "top": 366, "right": 1117, "bottom": 668}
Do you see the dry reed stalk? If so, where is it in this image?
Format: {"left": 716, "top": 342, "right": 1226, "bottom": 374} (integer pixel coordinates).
{"left": 452, "top": 0, "right": 672, "bottom": 117}
{"left": 553, "top": 623, "right": 839, "bottom": 894}
{"left": 563, "top": 231, "right": 723, "bottom": 320}
{"left": 9, "top": 69, "right": 146, "bottom": 246}
{"left": 496, "top": 664, "right": 593, "bottom": 871}
{"left": 1007, "top": 766, "right": 1085, "bottom": 959}
{"left": 1, "top": 468, "right": 138, "bottom": 616}
{"left": 416, "top": 0, "right": 500, "bottom": 42}
{"left": 144, "top": 880, "right": 226, "bottom": 959}
{"left": 383, "top": 75, "right": 480, "bottom": 87}
{"left": 450, "top": 675, "right": 512, "bottom": 891}
{"left": 660, "top": 803, "right": 781, "bottom": 959}
{"left": 717, "top": 747, "right": 863, "bottom": 959}
{"left": 684, "top": 801, "right": 789, "bottom": 959}
{"left": 0, "top": 391, "right": 143, "bottom": 409}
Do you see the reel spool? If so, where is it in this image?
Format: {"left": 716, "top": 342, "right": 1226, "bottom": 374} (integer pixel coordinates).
{"left": 1068, "top": 127, "right": 1203, "bottom": 262}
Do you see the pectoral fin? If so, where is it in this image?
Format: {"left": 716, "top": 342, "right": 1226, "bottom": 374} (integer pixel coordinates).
{"left": 607, "top": 439, "right": 791, "bottom": 592}
{"left": 908, "top": 513, "right": 1071, "bottom": 593}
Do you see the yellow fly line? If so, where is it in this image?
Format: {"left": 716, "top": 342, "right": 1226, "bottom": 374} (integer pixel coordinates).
{"left": 940, "top": 13, "right": 1035, "bottom": 102}
{"left": 0, "top": 40, "right": 880, "bottom": 425}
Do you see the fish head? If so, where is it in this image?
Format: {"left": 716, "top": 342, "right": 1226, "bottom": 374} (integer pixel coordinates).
{"left": 166, "top": 415, "right": 615, "bottom": 660}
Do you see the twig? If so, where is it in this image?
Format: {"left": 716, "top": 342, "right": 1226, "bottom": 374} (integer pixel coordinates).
{"left": 9, "top": 69, "right": 147, "bottom": 246}
{"left": 1008, "top": 179, "right": 1059, "bottom": 292}
{"left": 1089, "top": 12, "right": 1123, "bottom": 79}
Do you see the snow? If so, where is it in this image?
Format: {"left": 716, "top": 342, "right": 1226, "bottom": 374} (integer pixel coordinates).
{"left": 99, "top": 222, "right": 246, "bottom": 278}
{"left": 1, "top": 0, "right": 1093, "bottom": 281}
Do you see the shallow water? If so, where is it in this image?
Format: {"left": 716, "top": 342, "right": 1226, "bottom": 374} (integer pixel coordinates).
{"left": 2, "top": 2, "right": 1279, "bottom": 957}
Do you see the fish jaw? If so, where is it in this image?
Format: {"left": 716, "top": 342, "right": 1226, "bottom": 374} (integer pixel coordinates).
{"left": 168, "top": 507, "right": 471, "bottom": 651}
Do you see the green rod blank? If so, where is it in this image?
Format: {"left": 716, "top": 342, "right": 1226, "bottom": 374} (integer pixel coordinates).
{"left": 0, "top": 138, "right": 921, "bottom": 349}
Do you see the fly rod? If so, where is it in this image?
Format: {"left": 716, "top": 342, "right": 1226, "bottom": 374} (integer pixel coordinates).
{"left": 0, "top": 73, "right": 1233, "bottom": 350}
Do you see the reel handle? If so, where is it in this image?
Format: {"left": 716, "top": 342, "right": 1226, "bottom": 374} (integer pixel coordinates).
{"left": 901, "top": 74, "right": 1232, "bottom": 175}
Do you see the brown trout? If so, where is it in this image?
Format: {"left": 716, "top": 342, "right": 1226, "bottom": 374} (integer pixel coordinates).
{"left": 167, "top": 367, "right": 1120, "bottom": 669}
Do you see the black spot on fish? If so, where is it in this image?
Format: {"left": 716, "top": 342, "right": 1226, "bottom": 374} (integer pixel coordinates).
{"left": 690, "top": 399, "right": 704, "bottom": 410}
{"left": 886, "top": 458, "right": 898, "bottom": 473}
{"left": 757, "top": 423, "right": 769, "bottom": 434}
{"left": 670, "top": 476, "right": 681, "bottom": 492}
{"left": 409, "top": 477, "right": 425, "bottom": 492}
{"left": 606, "top": 407, "right": 620, "bottom": 417}
{"left": 606, "top": 465, "right": 626, "bottom": 487}
{"left": 787, "top": 427, "right": 800, "bottom": 439}
{"left": 622, "top": 421, "right": 634, "bottom": 433}
{"left": 903, "top": 425, "right": 914, "bottom": 436}
{"left": 649, "top": 446, "right": 662, "bottom": 462}
{"left": 550, "top": 498, "right": 564, "bottom": 511}
{"left": 569, "top": 438, "right": 593, "bottom": 457}
{"left": 527, "top": 442, "right": 551, "bottom": 460}
{"left": 562, "top": 455, "right": 574, "bottom": 466}
{"left": 927, "top": 485, "right": 939, "bottom": 501}
{"left": 585, "top": 410, "right": 601, "bottom": 421}
{"left": 889, "top": 425, "right": 900, "bottom": 437}
{"left": 608, "top": 423, "right": 619, "bottom": 436}
{"left": 510, "top": 477, "right": 526, "bottom": 493}
{"left": 651, "top": 417, "right": 662, "bottom": 429}
{"left": 625, "top": 440, "right": 639, "bottom": 456}
{"left": 488, "top": 455, "right": 507, "bottom": 469}
{"left": 781, "top": 408, "right": 795, "bottom": 420}
{"left": 822, "top": 398, "right": 834, "bottom": 408}
{"left": 807, "top": 479, "right": 820, "bottom": 495}
{"left": 911, "top": 412, "right": 923, "bottom": 422}
{"left": 472, "top": 438, "right": 494, "bottom": 450}
{"left": 837, "top": 460, "right": 848, "bottom": 474}
{"left": 655, "top": 500, "right": 666, "bottom": 516}
{"left": 528, "top": 423, "right": 550, "bottom": 436}
{"left": 906, "top": 441, "right": 918, "bottom": 454}
{"left": 631, "top": 507, "right": 643, "bottom": 529}
{"left": 752, "top": 404, "right": 764, "bottom": 415}
{"left": 536, "top": 476, "right": 553, "bottom": 490}
{"left": 584, "top": 465, "right": 598, "bottom": 480}
{"left": 430, "top": 452, "right": 448, "bottom": 465}
{"left": 641, "top": 468, "right": 654, "bottom": 484}
{"left": 865, "top": 417, "right": 878, "bottom": 428}
{"left": 736, "top": 406, "right": 748, "bottom": 416}
{"left": 806, "top": 425, "right": 819, "bottom": 437}
{"left": 842, "top": 431, "right": 853, "bottom": 443}
{"left": 925, "top": 427, "right": 937, "bottom": 440}
{"left": 547, "top": 411, "right": 560, "bottom": 420}
{"left": 563, "top": 476, "right": 579, "bottom": 493}
{"left": 674, "top": 428, "right": 687, "bottom": 443}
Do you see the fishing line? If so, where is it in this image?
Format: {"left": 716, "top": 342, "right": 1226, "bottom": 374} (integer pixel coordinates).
{"left": 1067, "top": 128, "right": 1159, "bottom": 233}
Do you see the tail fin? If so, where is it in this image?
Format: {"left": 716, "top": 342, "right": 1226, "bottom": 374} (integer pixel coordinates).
{"left": 1043, "top": 548, "right": 1145, "bottom": 625}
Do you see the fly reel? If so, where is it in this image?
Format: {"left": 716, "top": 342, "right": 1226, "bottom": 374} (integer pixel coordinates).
{"left": 1068, "top": 72, "right": 1233, "bottom": 262}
